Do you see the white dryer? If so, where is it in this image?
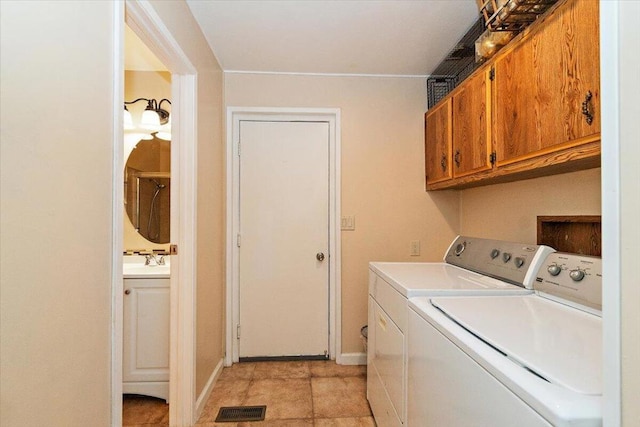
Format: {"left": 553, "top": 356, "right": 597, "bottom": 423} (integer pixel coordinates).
{"left": 367, "top": 236, "right": 555, "bottom": 427}
{"left": 407, "top": 252, "right": 602, "bottom": 426}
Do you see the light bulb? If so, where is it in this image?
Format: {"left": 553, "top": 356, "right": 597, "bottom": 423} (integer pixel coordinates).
{"left": 140, "top": 109, "right": 161, "bottom": 130}
{"left": 124, "top": 108, "right": 134, "bottom": 130}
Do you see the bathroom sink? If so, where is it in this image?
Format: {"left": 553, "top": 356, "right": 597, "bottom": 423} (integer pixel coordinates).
{"left": 123, "top": 256, "right": 170, "bottom": 278}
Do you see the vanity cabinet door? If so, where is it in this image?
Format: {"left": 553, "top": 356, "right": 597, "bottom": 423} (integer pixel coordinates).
{"left": 425, "top": 98, "right": 453, "bottom": 185}
{"left": 493, "top": 0, "right": 600, "bottom": 166}
{"left": 123, "top": 278, "right": 170, "bottom": 383}
{"left": 452, "top": 69, "right": 492, "bottom": 177}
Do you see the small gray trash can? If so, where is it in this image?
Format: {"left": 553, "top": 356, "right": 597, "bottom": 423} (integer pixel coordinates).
{"left": 360, "top": 325, "right": 368, "bottom": 353}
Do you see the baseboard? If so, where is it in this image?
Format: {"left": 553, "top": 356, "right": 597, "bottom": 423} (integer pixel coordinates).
{"left": 338, "top": 352, "right": 367, "bottom": 365}
{"left": 195, "top": 358, "right": 224, "bottom": 420}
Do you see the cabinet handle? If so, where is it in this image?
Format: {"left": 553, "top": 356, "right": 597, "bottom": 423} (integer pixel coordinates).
{"left": 454, "top": 150, "right": 461, "bottom": 167}
{"left": 582, "top": 91, "right": 594, "bottom": 125}
{"left": 124, "top": 289, "right": 131, "bottom": 295}
{"left": 440, "top": 154, "right": 447, "bottom": 171}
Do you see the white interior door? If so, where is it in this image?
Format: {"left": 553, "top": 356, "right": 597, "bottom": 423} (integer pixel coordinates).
{"left": 239, "top": 120, "right": 329, "bottom": 358}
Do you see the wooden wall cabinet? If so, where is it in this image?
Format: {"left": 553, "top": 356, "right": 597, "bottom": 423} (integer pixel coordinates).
{"left": 451, "top": 69, "right": 493, "bottom": 177}
{"left": 425, "top": 70, "right": 492, "bottom": 186}
{"left": 493, "top": 0, "right": 600, "bottom": 167}
{"left": 425, "top": 0, "right": 600, "bottom": 191}
{"left": 425, "top": 98, "right": 452, "bottom": 185}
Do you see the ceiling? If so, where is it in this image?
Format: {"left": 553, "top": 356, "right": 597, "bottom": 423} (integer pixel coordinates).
{"left": 186, "top": 0, "right": 480, "bottom": 76}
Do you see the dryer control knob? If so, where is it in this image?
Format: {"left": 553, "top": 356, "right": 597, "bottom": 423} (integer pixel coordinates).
{"left": 547, "top": 264, "right": 562, "bottom": 276}
{"left": 569, "top": 269, "right": 586, "bottom": 282}
{"left": 502, "top": 252, "right": 512, "bottom": 263}
{"left": 490, "top": 249, "right": 500, "bottom": 259}
{"left": 514, "top": 257, "right": 525, "bottom": 268}
{"left": 454, "top": 242, "right": 466, "bottom": 256}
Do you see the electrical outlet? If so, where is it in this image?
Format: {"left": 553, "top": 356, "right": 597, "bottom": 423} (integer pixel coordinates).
{"left": 341, "top": 215, "right": 355, "bottom": 231}
{"left": 410, "top": 240, "right": 420, "bottom": 256}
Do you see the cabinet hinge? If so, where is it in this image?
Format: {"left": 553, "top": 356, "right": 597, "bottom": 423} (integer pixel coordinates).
{"left": 237, "top": 140, "right": 241, "bottom": 157}
{"left": 237, "top": 233, "right": 241, "bottom": 248}
{"left": 489, "top": 68, "right": 495, "bottom": 81}
{"left": 490, "top": 151, "right": 497, "bottom": 165}
{"left": 237, "top": 324, "right": 241, "bottom": 339}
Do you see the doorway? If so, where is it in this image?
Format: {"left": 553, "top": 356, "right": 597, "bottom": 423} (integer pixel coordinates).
{"left": 113, "top": 2, "right": 198, "bottom": 426}
{"left": 227, "top": 108, "right": 342, "bottom": 365}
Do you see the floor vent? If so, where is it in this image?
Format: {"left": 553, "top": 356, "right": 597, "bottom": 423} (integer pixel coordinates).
{"left": 215, "top": 405, "right": 266, "bottom": 422}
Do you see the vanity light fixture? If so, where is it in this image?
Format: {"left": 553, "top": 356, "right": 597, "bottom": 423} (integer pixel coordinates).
{"left": 124, "top": 98, "right": 172, "bottom": 133}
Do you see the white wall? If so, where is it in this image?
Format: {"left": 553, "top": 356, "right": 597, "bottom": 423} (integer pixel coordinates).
{"left": 225, "top": 73, "right": 459, "bottom": 354}
{"left": 1, "top": 2, "right": 115, "bottom": 425}
{"left": 602, "top": 1, "right": 640, "bottom": 425}
{"left": 0, "top": 1, "right": 226, "bottom": 425}
{"left": 618, "top": 2, "right": 640, "bottom": 422}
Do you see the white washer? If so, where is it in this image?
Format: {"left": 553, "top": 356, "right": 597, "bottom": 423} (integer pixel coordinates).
{"left": 408, "top": 252, "right": 602, "bottom": 427}
{"left": 367, "top": 236, "right": 555, "bottom": 427}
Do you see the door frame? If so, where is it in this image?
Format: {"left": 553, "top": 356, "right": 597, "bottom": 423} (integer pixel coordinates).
{"left": 226, "top": 107, "right": 342, "bottom": 365}
{"left": 112, "top": 1, "right": 198, "bottom": 426}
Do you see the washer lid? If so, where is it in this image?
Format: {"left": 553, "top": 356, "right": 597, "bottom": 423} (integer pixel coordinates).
{"left": 430, "top": 295, "right": 602, "bottom": 395}
{"left": 369, "top": 262, "right": 529, "bottom": 298}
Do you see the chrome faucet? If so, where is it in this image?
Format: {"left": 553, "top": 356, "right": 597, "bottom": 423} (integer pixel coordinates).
{"left": 144, "top": 254, "right": 165, "bottom": 266}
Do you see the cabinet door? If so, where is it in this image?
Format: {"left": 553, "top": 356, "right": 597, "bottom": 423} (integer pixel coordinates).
{"left": 123, "top": 278, "right": 170, "bottom": 383}
{"left": 494, "top": 0, "right": 600, "bottom": 166}
{"left": 425, "top": 98, "right": 452, "bottom": 185}
{"left": 452, "top": 70, "right": 492, "bottom": 177}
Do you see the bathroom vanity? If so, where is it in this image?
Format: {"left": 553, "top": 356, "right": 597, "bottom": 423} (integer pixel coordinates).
{"left": 123, "top": 257, "right": 170, "bottom": 402}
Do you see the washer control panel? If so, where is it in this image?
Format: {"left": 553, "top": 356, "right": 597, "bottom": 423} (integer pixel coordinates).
{"left": 535, "top": 252, "right": 602, "bottom": 311}
{"left": 444, "top": 236, "right": 555, "bottom": 289}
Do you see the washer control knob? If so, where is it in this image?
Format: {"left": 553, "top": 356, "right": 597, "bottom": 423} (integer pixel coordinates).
{"left": 514, "top": 257, "right": 525, "bottom": 268}
{"left": 547, "top": 264, "right": 562, "bottom": 276}
{"left": 502, "top": 252, "right": 511, "bottom": 263}
{"left": 454, "top": 242, "right": 466, "bottom": 256}
{"left": 490, "top": 249, "right": 500, "bottom": 259}
{"left": 569, "top": 269, "right": 586, "bottom": 282}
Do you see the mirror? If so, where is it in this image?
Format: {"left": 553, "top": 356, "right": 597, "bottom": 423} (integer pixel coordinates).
{"left": 125, "top": 137, "right": 170, "bottom": 244}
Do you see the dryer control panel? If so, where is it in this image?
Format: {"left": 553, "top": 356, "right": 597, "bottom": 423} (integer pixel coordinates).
{"left": 444, "top": 236, "right": 555, "bottom": 289}
{"left": 534, "top": 252, "right": 602, "bottom": 312}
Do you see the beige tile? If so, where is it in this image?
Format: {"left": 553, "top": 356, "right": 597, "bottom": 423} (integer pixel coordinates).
{"left": 314, "top": 417, "right": 376, "bottom": 426}
{"left": 311, "top": 377, "right": 371, "bottom": 419}
{"left": 243, "top": 378, "right": 313, "bottom": 420}
{"left": 253, "top": 361, "right": 310, "bottom": 379}
{"left": 197, "top": 379, "right": 252, "bottom": 423}
{"left": 219, "top": 362, "right": 257, "bottom": 381}
{"left": 309, "top": 361, "right": 366, "bottom": 378}
{"left": 122, "top": 394, "right": 168, "bottom": 426}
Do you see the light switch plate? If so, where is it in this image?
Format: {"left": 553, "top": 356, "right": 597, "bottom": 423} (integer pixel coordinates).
{"left": 410, "top": 240, "right": 420, "bottom": 256}
{"left": 341, "top": 215, "right": 355, "bottom": 231}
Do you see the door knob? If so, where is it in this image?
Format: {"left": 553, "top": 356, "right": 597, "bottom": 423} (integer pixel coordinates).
{"left": 124, "top": 289, "right": 131, "bottom": 295}
{"left": 316, "top": 252, "right": 325, "bottom": 261}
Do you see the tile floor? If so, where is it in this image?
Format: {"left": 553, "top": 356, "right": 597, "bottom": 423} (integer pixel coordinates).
{"left": 123, "top": 360, "right": 375, "bottom": 426}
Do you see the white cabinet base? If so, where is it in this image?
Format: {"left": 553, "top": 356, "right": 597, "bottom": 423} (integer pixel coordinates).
{"left": 123, "top": 278, "right": 170, "bottom": 400}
